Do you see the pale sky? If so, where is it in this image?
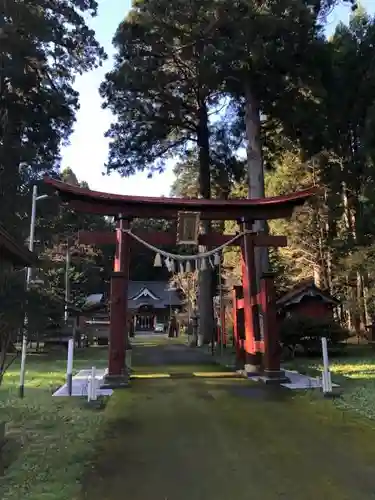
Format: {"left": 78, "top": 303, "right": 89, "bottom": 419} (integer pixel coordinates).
{"left": 61, "top": 0, "right": 374, "bottom": 197}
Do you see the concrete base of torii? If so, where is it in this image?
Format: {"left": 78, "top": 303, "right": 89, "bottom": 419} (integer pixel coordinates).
{"left": 101, "top": 373, "right": 130, "bottom": 390}
{"left": 260, "top": 369, "right": 290, "bottom": 385}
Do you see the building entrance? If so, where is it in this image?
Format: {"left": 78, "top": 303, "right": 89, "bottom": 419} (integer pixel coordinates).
{"left": 135, "top": 314, "right": 155, "bottom": 331}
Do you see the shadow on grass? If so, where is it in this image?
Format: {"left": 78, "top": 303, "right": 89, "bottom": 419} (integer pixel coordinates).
{"left": 1, "top": 386, "right": 107, "bottom": 500}
{"left": 0, "top": 433, "right": 21, "bottom": 477}
{"left": 0, "top": 347, "right": 110, "bottom": 499}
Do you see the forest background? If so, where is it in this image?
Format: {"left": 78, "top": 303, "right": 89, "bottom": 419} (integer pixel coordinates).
{"left": 0, "top": 0, "right": 373, "bottom": 364}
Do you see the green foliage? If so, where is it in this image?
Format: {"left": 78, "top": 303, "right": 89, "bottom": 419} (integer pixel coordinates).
{"left": 101, "top": 0, "right": 330, "bottom": 183}
{"left": 101, "top": 0, "right": 221, "bottom": 178}
{"left": 33, "top": 168, "right": 115, "bottom": 313}
{"left": 261, "top": 8, "right": 375, "bottom": 334}
{"left": 0, "top": 0, "right": 105, "bottom": 236}
{"left": 0, "top": 0, "right": 367, "bottom": 358}
{"left": 0, "top": 270, "right": 26, "bottom": 384}
{"left": 280, "top": 314, "right": 350, "bottom": 354}
{"left": 0, "top": 270, "right": 27, "bottom": 360}
{"left": 266, "top": 150, "right": 321, "bottom": 286}
{"left": 101, "top": 0, "right": 364, "bottom": 343}
{"left": 0, "top": 271, "right": 26, "bottom": 336}
{"left": 171, "top": 139, "right": 245, "bottom": 199}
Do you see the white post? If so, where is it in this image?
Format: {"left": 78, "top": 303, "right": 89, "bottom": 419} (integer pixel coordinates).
{"left": 93, "top": 366, "right": 97, "bottom": 400}
{"left": 88, "top": 366, "right": 97, "bottom": 402}
{"left": 19, "top": 185, "right": 38, "bottom": 398}
{"left": 126, "top": 347, "right": 132, "bottom": 372}
{"left": 321, "top": 337, "right": 332, "bottom": 393}
{"left": 67, "top": 338, "right": 74, "bottom": 396}
{"left": 322, "top": 370, "right": 327, "bottom": 392}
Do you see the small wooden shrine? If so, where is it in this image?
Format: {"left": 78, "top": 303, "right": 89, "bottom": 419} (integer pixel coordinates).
{"left": 276, "top": 280, "right": 340, "bottom": 322}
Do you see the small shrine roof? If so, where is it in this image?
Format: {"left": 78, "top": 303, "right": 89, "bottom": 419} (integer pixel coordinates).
{"left": 83, "top": 281, "right": 182, "bottom": 311}
{"left": 276, "top": 280, "right": 340, "bottom": 308}
{"left": 0, "top": 225, "right": 37, "bottom": 266}
{"left": 128, "top": 281, "right": 181, "bottom": 309}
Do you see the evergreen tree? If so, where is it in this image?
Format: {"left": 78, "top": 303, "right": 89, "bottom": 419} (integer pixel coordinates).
{"left": 0, "top": 0, "right": 105, "bottom": 236}
{"left": 101, "top": 0, "right": 345, "bottom": 343}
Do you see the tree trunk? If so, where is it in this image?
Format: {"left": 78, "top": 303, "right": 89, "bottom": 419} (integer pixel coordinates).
{"left": 243, "top": 81, "right": 268, "bottom": 363}
{"left": 313, "top": 265, "right": 322, "bottom": 287}
{"left": 341, "top": 180, "right": 361, "bottom": 336}
{"left": 0, "top": 331, "right": 11, "bottom": 387}
{"left": 361, "top": 272, "right": 371, "bottom": 327}
{"left": 197, "top": 101, "right": 214, "bottom": 346}
{"left": 244, "top": 82, "right": 269, "bottom": 275}
{"left": 357, "top": 272, "right": 368, "bottom": 333}
{"left": 352, "top": 194, "right": 369, "bottom": 333}
{"left": 325, "top": 183, "right": 337, "bottom": 294}
{"left": 0, "top": 348, "right": 6, "bottom": 387}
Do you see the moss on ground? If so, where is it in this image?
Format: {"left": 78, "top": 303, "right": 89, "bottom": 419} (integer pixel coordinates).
{"left": 82, "top": 344, "right": 375, "bottom": 500}
{"left": 3, "top": 340, "right": 375, "bottom": 500}
{"left": 0, "top": 347, "right": 109, "bottom": 500}
{"left": 284, "top": 350, "right": 375, "bottom": 421}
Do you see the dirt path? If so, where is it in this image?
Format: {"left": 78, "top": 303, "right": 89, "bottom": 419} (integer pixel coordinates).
{"left": 82, "top": 339, "right": 375, "bottom": 500}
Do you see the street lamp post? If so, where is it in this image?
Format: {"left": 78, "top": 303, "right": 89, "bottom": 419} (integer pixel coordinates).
{"left": 64, "top": 242, "right": 70, "bottom": 324}
{"left": 19, "top": 185, "right": 49, "bottom": 398}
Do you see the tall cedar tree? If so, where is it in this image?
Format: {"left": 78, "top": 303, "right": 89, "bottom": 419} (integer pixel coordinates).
{"left": 101, "top": 0, "right": 355, "bottom": 343}
{"left": 0, "top": 0, "right": 105, "bottom": 237}
{"left": 101, "top": 0, "right": 226, "bottom": 343}
{"left": 258, "top": 7, "right": 375, "bottom": 335}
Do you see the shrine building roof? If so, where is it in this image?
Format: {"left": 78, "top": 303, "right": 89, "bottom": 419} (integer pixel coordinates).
{"left": 276, "top": 280, "right": 340, "bottom": 308}
{"left": 0, "top": 224, "right": 37, "bottom": 266}
{"left": 44, "top": 177, "right": 317, "bottom": 221}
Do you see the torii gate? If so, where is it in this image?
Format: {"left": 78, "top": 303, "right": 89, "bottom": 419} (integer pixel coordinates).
{"left": 44, "top": 177, "right": 316, "bottom": 387}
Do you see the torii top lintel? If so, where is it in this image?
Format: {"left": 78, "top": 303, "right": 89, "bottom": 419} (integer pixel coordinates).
{"left": 44, "top": 177, "right": 317, "bottom": 221}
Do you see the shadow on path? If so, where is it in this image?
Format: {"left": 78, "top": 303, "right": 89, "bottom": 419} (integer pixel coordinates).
{"left": 131, "top": 337, "right": 217, "bottom": 370}
{"left": 81, "top": 340, "right": 375, "bottom": 500}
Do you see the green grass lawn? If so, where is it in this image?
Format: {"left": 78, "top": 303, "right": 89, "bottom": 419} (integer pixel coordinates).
{"left": 0, "top": 347, "right": 108, "bottom": 500}
{"left": 0, "top": 336, "right": 210, "bottom": 500}
{"left": 3, "top": 339, "right": 375, "bottom": 500}
{"left": 215, "top": 343, "right": 375, "bottom": 421}
{"left": 284, "top": 346, "right": 375, "bottom": 420}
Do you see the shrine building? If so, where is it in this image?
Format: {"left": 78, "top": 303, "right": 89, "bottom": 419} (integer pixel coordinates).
{"left": 83, "top": 281, "right": 183, "bottom": 338}
{"left": 276, "top": 279, "right": 340, "bottom": 322}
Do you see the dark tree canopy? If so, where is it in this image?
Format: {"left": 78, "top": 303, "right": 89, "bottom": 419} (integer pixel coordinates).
{"left": 0, "top": 0, "right": 105, "bottom": 236}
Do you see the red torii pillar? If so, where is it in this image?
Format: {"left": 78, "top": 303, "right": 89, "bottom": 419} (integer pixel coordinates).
{"left": 102, "top": 217, "right": 130, "bottom": 388}
{"left": 232, "top": 285, "right": 246, "bottom": 369}
{"left": 239, "top": 226, "right": 288, "bottom": 381}
{"left": 260, "top": 272, "right": 288, "bottom": 382}
{"left": 240, "top": 223, "right": 262, "bottom": 373}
